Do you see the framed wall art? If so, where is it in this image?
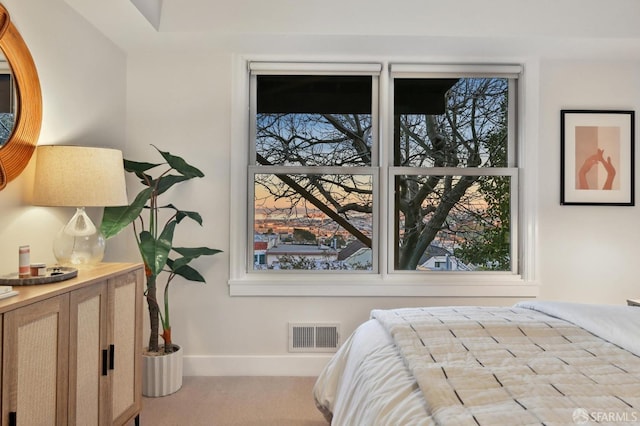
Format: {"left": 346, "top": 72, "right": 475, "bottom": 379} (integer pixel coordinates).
{"left": 560, "top": 109, "right": 635, "bottom": 206}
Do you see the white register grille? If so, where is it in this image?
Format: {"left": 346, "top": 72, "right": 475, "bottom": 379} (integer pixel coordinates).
{"left": 288, "top": 323, "right": 340, "bottom": 353}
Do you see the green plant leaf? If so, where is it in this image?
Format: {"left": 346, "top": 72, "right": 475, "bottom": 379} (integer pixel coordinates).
{"left": 139, "top": 220, "right": 176, "bottom": 276}
{"left": 171, "top": 246, "right": 221, "bottom": 270}
{"left": 176, "top": 210, "right": 203, "bottom": 225}
{"left": 155, "top": 174, "right": 191, "bottom": 196}
{"left": 166, "top": 259, "right": 206, "bottom": 283}
{"left": 124, "top": 159, "right": 161, "bottom": 174}
{"left": 173, "top": 247, "right": 222, "bottom": 257}
{"left": 157, "top": 203, "right": 178, "bottom": 210}
{"left": 152, "top": 145, "right": 204, "bottom": 178}
{"left": 156, "top": 204, "right": 203, "bottom": 225}
{"left": 125, "top": 160, "right": 160, "bottom": 183}
{"left": 100, "top": 187, "right": 152, "bottom": 239}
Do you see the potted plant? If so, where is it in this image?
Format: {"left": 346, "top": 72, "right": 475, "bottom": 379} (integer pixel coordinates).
{"left": 100, "top": 145, "right": 221, "bottom": 397}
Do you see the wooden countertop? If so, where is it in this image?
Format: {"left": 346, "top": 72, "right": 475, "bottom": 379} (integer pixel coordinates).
{"left": 0, "top": 262, "right": 143, "bottom": 314}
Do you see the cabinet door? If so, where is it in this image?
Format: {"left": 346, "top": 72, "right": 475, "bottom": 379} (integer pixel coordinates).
{"left": 69, "top": 282, "right": 109, "bottom": 426}
{"left": 2, "top": 294, "right": 69, "bottom": 426}
{"left": 109, "top": 270, "right": 143, "bottom": 425}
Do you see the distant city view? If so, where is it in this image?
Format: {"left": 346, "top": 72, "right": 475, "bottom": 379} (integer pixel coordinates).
{"left": 254, "top": 208, "right": 372, "bottom": 246}
{"left": 251, "top": 207, "right": 484, "bottom": 272}
{"left": 253, "top": 208, "right": 374, "bottom": 270}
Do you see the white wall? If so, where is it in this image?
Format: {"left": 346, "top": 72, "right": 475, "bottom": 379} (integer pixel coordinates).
{"left": 538, "top": 60, "right": 640, "bottom": 302}
{"left": 0, "top": 0, "right": 127, "bottom": 268}
{"left": 2, "top": 0, "right": 640, "bottom": 376}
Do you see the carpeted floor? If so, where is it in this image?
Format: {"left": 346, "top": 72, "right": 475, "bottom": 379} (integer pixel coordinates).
{"left": 137, "top": 376, "right": 328, "bottom": 426}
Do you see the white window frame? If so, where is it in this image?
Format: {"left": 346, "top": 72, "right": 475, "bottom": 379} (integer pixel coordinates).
{"left": 229, "top": 58, "right": 539, "bottom": 297}
{"left": 388, "top": 64, "right": 520, "bottom": 276}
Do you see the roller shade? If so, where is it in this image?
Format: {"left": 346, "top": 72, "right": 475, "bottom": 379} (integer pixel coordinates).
{"left": 257, "top": 75, "right": 372, "bottom": 114}
{"left": 394, "top": 78, "right": 458, "bottom": 115}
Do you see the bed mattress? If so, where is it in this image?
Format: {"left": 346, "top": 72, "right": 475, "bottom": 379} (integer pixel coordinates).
{"left": 313, "top": 301, "right": 640, "bottom": 425}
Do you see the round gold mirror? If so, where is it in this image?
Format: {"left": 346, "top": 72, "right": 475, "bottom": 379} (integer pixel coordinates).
{"left": 0, "top": 4, "right": 42, "bottom": 190}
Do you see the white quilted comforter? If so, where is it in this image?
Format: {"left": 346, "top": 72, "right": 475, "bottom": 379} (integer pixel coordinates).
{"left": 315, "top": 302, "right": 640, "bottom": 425}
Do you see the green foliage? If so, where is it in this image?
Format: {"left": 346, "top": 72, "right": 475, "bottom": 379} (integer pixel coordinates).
{"left": 454, "top": 108, "right": 511, "bottom": 271}
{"left": 293, "top": 228, "right": 316, "bottom": 243}
{"left": 272, "top": 255, "right": 317, "bottom": 270}
{"left": 100, "top": 145, "right": 221, "bottom": 354}
{"left": 454, "top": 176, "right": 511, "bottom": 270}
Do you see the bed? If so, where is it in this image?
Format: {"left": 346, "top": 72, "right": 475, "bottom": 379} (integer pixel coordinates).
{"left": 313, "top": 301, "right": 640, "bottom": 425}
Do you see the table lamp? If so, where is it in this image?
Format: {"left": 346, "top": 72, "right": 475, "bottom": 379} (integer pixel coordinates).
{"left": 33, "top": 145, "right": 128, "bottom": 266}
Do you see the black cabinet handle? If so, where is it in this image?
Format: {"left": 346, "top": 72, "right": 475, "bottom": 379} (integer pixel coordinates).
{"left": 102, "top": 349, "right": 108, "bottom": 376}
{"left": 9, "top": 411, "right": 16, "bottom": 426}
{"left": 109, "top": 344, "right": 115, "bottom": 370}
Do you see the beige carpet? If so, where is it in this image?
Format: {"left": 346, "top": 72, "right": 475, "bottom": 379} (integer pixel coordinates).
{"left": 137, "top": 376, "right": 329, "bottom": 426}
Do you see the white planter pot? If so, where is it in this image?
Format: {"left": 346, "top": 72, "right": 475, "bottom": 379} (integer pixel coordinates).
{"left": 142, "top": 345, "right": 183, "bottom": 397}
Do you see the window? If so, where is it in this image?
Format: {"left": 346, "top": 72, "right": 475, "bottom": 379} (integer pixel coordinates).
{"left": 390, "top": 67, "right": 518, "bottom": 274}
{"left": 249, "top": 65, "right": 379, "bottom": 273}
{"left": 230, "top": 61, "right": 537, "bottom": 297}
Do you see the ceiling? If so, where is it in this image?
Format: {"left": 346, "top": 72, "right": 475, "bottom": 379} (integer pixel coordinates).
{"left": 61, "top": 0, "right": 640, "bottom": 57}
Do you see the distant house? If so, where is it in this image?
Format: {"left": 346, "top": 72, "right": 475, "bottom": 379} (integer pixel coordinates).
{"left": 337, "top": 241, "right": 467, "bottom": 271}
{"left": 338, "top": 240, "right": 372, "bottom": 269}
{"left": 417, "top": 244, "right": 471, "bottom": 271}
{"left": 254, "top": 234, "right": 279, "bottom": 266}
{"left": 254, "top": 241, "right": 268, "bottom": 265}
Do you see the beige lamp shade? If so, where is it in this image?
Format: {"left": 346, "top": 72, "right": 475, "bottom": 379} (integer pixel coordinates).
{"left": 33, "top": 145, "right": 128, "bottom": 207}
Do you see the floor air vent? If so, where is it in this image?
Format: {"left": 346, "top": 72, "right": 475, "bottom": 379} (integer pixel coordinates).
{"left": 289, "top": 323, "right": 340, "bottom": 353}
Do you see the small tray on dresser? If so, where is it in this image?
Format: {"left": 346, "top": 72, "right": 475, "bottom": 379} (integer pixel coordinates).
{"left": 0, "top": 267, "right": 78, "bottom": 285}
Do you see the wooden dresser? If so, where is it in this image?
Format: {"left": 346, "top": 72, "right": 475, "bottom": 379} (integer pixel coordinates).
{"left": 0, "top": 262, "right": 144, "bottom": 426}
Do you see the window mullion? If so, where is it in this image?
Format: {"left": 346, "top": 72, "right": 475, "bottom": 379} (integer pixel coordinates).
{"left": 510, "top": 173, "right": 519, "bottom": 275}
{"left": 390, "top": 167, "right": 517, "bottom": 176}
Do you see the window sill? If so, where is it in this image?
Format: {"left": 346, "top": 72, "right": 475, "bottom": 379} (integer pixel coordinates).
{"left": 228, "top": 274, "right": 540, "bottom": 297}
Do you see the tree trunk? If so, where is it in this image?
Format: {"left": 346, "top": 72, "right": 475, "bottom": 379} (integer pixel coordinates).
{"left": 146, "top": 274, "right": 161, "bottom": 353}
{"left": 399, "top": 175, "right": 478, "bottom": 270}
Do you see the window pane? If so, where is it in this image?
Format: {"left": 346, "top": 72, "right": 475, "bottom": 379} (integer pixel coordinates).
{"left": 394, "top": 175, "right": 511, "bottom": 271}
{"left": 394, "top": 77, "right": 509, "bottom": 168}
{"left": 256, "top": 75, "right": 373, "bottom": 167}
{"left": 254, "top": 173, "right": 373, "bottom": 271}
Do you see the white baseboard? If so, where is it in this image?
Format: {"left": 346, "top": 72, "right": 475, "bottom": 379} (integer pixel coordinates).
{"left": 183, "top": 354, "right": 334, "bottom": 376}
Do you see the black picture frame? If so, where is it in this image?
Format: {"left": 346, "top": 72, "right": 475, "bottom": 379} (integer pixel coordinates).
{"left": 560, "top": 109, "right": 635, "bottom": 206}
